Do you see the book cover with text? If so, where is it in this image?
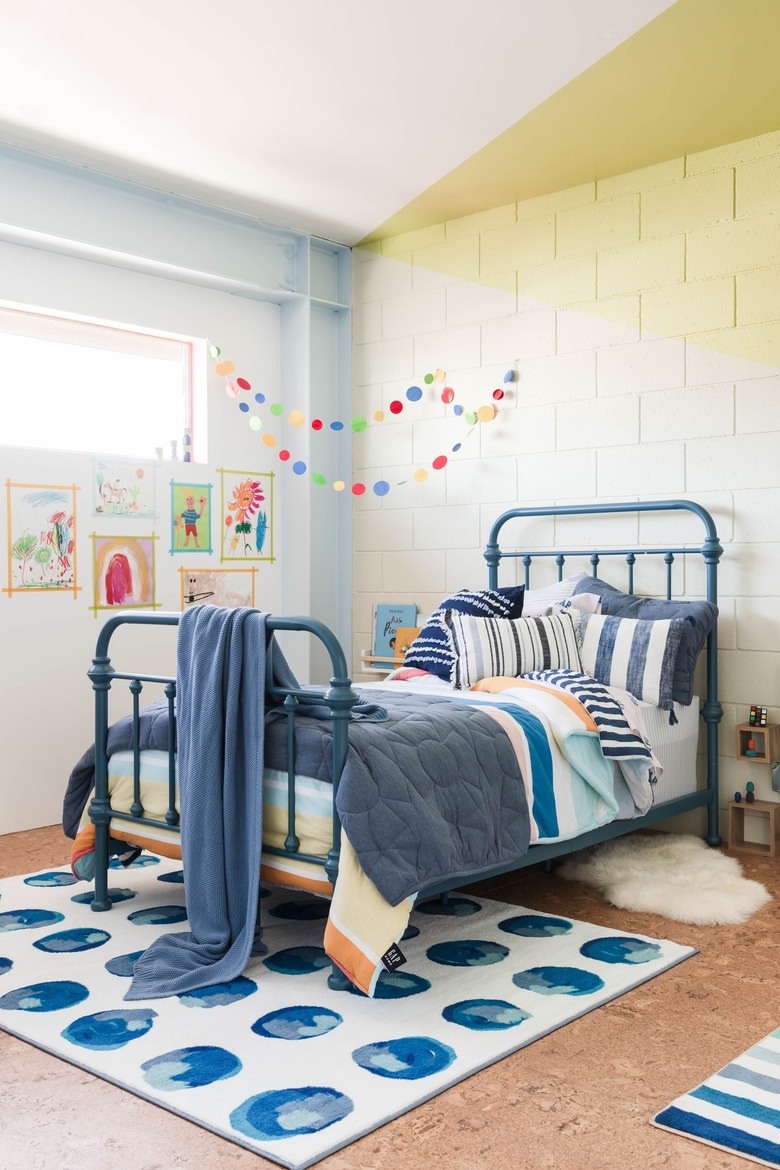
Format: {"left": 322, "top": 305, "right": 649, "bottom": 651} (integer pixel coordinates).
{"left": 373, "top": 603, "right": 417, "bottom": 658}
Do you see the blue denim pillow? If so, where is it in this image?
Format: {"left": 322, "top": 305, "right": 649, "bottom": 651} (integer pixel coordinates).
{"left": 573, "top": 576, "right": 717, "bottom": 706}
{"left": 403, "top": 586, "right": 525, "bottom": 681}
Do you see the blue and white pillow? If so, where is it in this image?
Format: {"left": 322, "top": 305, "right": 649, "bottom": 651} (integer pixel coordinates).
{"left": 575, "top": 611, "right": 685, "bottom": 710}
{"left": 403, "top": 586, "right": 525, "bottom": 681}
{"left": 446, "top": 609, "right": 582, "bottom": 690}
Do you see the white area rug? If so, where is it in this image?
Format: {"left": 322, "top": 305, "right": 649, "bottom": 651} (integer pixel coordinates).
{"left": 0, "top": 856, "right": 695, "bottom": 1170}
{"left": 557, "top": 833, "right": 772, "bottom": 926}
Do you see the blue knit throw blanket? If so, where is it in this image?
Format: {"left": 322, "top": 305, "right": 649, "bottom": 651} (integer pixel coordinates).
{"left": 126, "top": 605, "right": 385, "bottom": 1000}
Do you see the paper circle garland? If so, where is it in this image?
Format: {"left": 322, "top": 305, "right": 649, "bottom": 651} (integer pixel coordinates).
{"left": 212, "top": 346, "right": 514, "bottom": 497}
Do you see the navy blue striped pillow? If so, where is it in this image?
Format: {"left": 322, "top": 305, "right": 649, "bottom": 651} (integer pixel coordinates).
{"left": 403, "top": 586, "right": 525, "bottom": 681}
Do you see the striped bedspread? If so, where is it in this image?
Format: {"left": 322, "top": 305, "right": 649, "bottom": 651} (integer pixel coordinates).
{"left": 70, "top": 672, "right": 656, "bottom": 996}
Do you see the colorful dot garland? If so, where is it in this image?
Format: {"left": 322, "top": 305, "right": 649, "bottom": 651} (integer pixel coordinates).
{"left": 210, "top": 343, "right": 516, "bottom": 497}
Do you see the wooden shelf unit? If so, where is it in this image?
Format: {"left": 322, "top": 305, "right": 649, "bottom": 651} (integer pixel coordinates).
{"left": 735, "top": 722, "right": 780, "bottom": 763}
{"left": 727, "top": 799, "right": 779, "bottom": 858}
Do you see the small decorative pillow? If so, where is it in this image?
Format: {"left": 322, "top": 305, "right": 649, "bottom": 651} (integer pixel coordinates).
{"left": 575, "top": 611, "right": 686, "bottom": 710}
{"left": 522, "top": 572, "right": 590, "bottom": 617}
{"left": 446, "top": 609, "right": 582, "bottom": 689}
{"left": 573, "top": 576, "right": 718, "bottom": 705}
{"left": 402, "top": 586, "right": 525, "bottom": 681}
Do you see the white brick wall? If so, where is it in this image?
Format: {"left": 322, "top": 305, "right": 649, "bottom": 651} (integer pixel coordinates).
{"left": 352, "top": 130, "right": 780, "bottom": 817}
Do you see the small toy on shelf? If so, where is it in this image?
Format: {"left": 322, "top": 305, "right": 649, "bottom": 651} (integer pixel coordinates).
{"left": 746, "top": 781, "right": 756, "bottom": 804}
{"left": 749, "top": 704, "right": 768, "bottom": 727}
{"left": 744, "top": 739, "right": 758, "bottom": 757}
{"left": 734, "top": 791, "right": 742, "bottom": 803}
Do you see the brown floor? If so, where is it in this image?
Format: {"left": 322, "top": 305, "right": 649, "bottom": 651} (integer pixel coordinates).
{"left": 1, "top": 825, "right": 778, "bottom": 1170}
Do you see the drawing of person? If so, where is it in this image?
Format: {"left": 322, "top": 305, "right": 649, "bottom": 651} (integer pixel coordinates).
{"left": 180, "top": 495, "right": 206, "bottom": 548}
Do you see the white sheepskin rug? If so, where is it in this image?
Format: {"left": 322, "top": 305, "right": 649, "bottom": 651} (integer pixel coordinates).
{"left": 557, "top": 833, "right": 772, "bottom": 926}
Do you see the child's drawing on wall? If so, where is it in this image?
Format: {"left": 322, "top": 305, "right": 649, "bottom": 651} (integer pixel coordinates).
{"left": 170, "top": 482, "right": 212, "bottom": 554}
{"left": 92, "top": 458, "right": 155, "bottom": 518}
{"left": 219, "top": 469, "right": 274, "bottom": 562}
{"left": 179, "top": 567, "right": 257, "bottom": 610}
{"left": 5, "top": 482, "right": 80, "bottom": 597}
{"left": 91, "top": 534, "right": 159, "bottom": 615}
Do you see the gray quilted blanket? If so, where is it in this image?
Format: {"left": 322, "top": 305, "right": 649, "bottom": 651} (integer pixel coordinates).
{"left": 63, "top": 691, "right": 530, "bottom": 907}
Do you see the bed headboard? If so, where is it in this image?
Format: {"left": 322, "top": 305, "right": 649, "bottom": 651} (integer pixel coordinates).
{"left": 483, "top": 498, "right": 723, "bottom": 839}
{"left": 484, "top": 498, "right": 722, "bottom": 607}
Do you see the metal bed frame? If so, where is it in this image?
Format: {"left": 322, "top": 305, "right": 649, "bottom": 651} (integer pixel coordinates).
{"left": 86, "top": 498, "right": 723, "bottom": 951}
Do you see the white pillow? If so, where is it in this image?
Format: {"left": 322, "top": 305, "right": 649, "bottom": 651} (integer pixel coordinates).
{"left": 446, "top": 609, "right": 582, "bottom": 689}
{"left": 556, "top": 593, "right": 603, "bottom": 615}
{"left": 522, "top": 572, "right": 590, "bottom": 617}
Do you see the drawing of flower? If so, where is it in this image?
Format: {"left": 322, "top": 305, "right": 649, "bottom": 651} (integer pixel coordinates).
{"left": 226, "top": 478, "right": 266, "bottom": 556}
{"left": 228, "top": 479, "right": 264, "bottom": 526}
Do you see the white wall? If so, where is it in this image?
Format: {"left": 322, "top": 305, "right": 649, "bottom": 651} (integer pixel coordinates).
{"left": 0, "top": 244, "right": 282, "bottom": 834}
{"left": 351, "top": 130, "right": 780, "bottom": 839}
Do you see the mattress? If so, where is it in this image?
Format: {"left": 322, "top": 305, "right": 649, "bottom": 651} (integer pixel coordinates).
{"left": 637, "top": 695, "right": 701, "bottom": 803}
{"left": 84, "top": 751, "right": 335, "bottom": 895}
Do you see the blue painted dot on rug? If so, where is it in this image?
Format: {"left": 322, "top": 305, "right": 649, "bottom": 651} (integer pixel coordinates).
{"left": 0, "top": 980, "right": 89, "bottom": 1013}
{"left": 23, "top": 871, "right": 78, "bottom": 888}
{"left": 401, "top": 923, "right": 420, "bottom": 941}
{"left": 156, "top": 870, "right": 184, "bottom": 884}
{"left": 263, "top": 946, "right": 330, "bottom": 976}
{"left": 415, "top": 897, "right": 482, "bottom": 918}
{"left": 251, "top": 1005, "right": 343, "bottom": 1041}
{"left": 511, "top": 965, "right": 605, "bottom": 997}
{"left": 0, "top": 909, "right": 65, "bottom": 933}
{"left": 498, "top": 914, "right": 573, "bottom": 938}
{"left": 267, "top": 900, "right": 330, "bottom": 922}
{"left": 370, "top": 971, "right": 432, "bottom": 999}
{"left": 0, "top": 957, "right": 13, "bottom": 976}
{"left": 230, "top": 1087, "right": 353, "bottom": 1142}
{"left": 61, "top": 1008, "right": 157, "bottom": 1050}
{"left": 426, "top": 939, "right": 509, "bottom": 967}
{"left": 110, "top": 854, "right": 159, "bottom": 869}
{"left": 105, "top": 950, "right": 144, "bottom": 977}
{"left": 127, "top": 905, "right": 187, "bottom": 926}
{"left": 141, "top": 1045, "right": 242, "bottom": 1091}
{"left": 178, "top": 976, "right": 258, "bottom": 1009}
{"left": 352, "top": 1036, "right": 456, "bottom": 1080}
{"left": 71, "top": 888, "right": 135, "bottom": 907}
{"left": 33, "top": 928, "right": 111, "bottom": 954}
{"left": 579, "top": 937, "right": 663, "bottom": 965}
{"left": 442, "top": 999, "right": 532, "bottom": 1031}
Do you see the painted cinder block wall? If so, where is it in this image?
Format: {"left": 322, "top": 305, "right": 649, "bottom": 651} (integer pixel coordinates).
{"left": 351, "top": 129, "right": 780, "bottom": 836}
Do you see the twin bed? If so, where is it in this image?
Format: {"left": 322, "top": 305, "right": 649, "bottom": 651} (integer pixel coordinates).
{"left": 62, "top": 498, "right": 723, "bottom": 998}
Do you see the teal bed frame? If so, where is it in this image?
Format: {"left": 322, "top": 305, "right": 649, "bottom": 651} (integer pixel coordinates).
{"left": 85, "top": 498, "right": 723, "bottom": 984}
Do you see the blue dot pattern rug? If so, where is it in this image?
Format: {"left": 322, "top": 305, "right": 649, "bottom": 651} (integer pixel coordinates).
{"left": 1, "top": 858, "right": 695, "bottom": 1170}
{"left": 653, "top": 1027, "right": 780, "bottom": 1167}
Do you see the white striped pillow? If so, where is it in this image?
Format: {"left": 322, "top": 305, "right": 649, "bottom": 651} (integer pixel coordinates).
{"left": 445, "top": 610, "right": 582, "bottom": 689}
{"left": 576, "top": 612, "right": 685, "bottom": 710}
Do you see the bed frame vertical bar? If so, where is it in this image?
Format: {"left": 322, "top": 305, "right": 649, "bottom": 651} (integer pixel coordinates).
{"left": 87, "top": 649, "right": 114, "bottom": 912}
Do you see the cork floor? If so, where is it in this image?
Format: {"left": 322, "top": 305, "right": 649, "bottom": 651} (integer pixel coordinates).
{"left": 1, "top": 825, "right": 778, "bottom": 1170}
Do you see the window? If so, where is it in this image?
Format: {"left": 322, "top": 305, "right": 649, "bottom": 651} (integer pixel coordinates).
{"left": 0, "top": 305, "right": 198, "bottom": 460}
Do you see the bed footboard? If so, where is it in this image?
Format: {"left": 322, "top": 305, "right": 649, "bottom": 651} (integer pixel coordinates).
{"left": 86, "top": 610, "right": 359, "bottom": 913}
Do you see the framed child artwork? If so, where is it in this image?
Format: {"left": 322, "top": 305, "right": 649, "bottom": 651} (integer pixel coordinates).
{"left": 92, "top": 457, "right": 156, "bottom": 518}
{"left": 219, "top": 469, "right": 275, "bottom": 562}
{"left": 90, "top": 533, "right": 160, "bottom": 616}
{"left": 178, "top": 566, "right": 257, "bottom": 609}
{"left": 170, "top": 481, "right": 213, "bottom": 554}
{"left": 5, "top": 480, "right": 80, "bottom": 597}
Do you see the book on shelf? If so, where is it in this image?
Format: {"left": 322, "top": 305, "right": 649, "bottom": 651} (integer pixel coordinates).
{"left": 372, "top": 603, "right": 417, "bottom": 659}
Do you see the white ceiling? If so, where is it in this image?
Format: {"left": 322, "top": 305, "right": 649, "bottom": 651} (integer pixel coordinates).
{"left": 0, "top": 0, "right": 675, "bottom": 245}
